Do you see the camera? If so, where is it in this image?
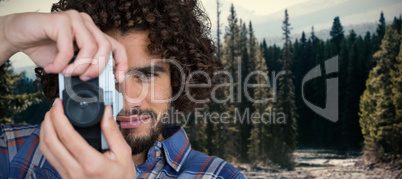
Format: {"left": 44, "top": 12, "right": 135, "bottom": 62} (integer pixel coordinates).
{"left": 58, "top": 53, "right": 123, "bottom": 152}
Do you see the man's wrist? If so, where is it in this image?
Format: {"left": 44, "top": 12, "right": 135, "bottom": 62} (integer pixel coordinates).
{"left": 0, "top": 14, "right": 19, "bottom": 64}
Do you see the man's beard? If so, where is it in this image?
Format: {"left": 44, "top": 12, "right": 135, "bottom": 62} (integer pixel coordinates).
{"left": 120, "top": 108, "right": 169, "bottom": 155}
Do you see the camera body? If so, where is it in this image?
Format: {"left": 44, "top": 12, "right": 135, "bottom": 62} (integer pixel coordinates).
{"left": 58, "top": 53, "right": 123, "bottom": 152}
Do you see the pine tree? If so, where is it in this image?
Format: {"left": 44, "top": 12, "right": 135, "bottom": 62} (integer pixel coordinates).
{"left": 312, "top": 39, "right": 336, "bottom": 147}
{"left": 377, "top": 11, "right": 386, "bottom": 41}
{"left": 186, "top": 113, "right": 208, "bottom": 154}
{"left": 360, "top": 26, "right": 401, "bottom": 162}
{"left": 337, "top": 36, "right": 349, "bottom": 149}
{"left": 294, "top": 31, "right": 313, "bottom": 147}
{"left": 0, "top": 60, "right": 41, "bottom": 124}
{"left": 391, "top": 16, "right": 402, "bottom": 33}
{"left": 271, "top": 9, "right": 297, "bottom": 170}
{"left": 223, "top": 3, "right": 240, "bottom": 81}
{"left": 248, "top": 43, "right": 271, "bottom": 164}
{"left": 221, "top": 3, "right": 242, "bottom": 161}
{"left": 248, "top": 21, "right": 257, "bottom": 70}
{"left": 247, "top": 21, "right": 257, "bottom": 105}
{"left": 247, "top": 125, "right": 261, "bottom": 164}
{"left": 330, "top": 16, "right": 345, "bottom": 53}
{"left": 264, "top": 44, "right": 282, "bottom": 74}
{"left": 236, "top": 21, "right": 259, "bottom": 162}
{"left": 215, "top": 0, "right": 224, "bottom": 159}
{"left": 239, "top": 21, "right": 248, "bottom": 51}
{"left": 390, "top": 31, "right": 402, "bottom": 155}
{"left": 373, "top": 12, "right": 388, "bottom": 64}
{"left": 342, "top": 36, "right": 364, "bottom": 149}
{"left": 311, "top": 26, "right": 316, "bottom": 41}
{"left": 238, "top": 43, "right": 251, "bottom": 161}
{"left": 362, "top": 32, "right": 374, "bottom": 77}
{"left": 205, "top": 108, "right": 217, "bottom": 156}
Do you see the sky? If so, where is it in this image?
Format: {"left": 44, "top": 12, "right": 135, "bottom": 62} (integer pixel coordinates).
{"left": 1, "top": 0, "right": 401, "bottom": 69}
{"left": 201, "top": 0, "right": 402, "bottom": 40}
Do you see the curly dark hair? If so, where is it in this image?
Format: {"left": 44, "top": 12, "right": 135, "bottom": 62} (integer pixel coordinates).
{"left": 34, "top": 0, "right": 222, "bottom": 113}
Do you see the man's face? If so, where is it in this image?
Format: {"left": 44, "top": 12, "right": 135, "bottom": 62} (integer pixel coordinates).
{"left": 109, "top": 31, "right": 172, "bottom": 155}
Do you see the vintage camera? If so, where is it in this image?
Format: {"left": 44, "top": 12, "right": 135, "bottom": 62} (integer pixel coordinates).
{"left": 58, "top": 53, "right": 123, "bottom": 152}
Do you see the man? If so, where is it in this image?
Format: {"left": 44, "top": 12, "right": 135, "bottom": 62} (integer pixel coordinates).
{"left": 0, "top": 0, "right": 244, "bottom": 178}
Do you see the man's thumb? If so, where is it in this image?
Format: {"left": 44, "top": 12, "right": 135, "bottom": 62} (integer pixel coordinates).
{"left": 101, "top": 105, "right": 118, "bottom": 132}
{"left": 101, "top": 105, "right": 128, "bottom": 155}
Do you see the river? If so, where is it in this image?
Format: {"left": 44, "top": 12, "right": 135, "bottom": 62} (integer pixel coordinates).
{"left": 240, "top": 149, "right": 402, "bottom": 178}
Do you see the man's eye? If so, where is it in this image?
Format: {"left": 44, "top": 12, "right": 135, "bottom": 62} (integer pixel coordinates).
{"left": 137, "top": 72, "right": 156, "bottom": 78}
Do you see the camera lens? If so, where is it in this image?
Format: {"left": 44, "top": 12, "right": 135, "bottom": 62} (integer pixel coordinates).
{"left": 63, "top": 84, "right": 104, "bottom": 128}
{"left": 80, "top": 101, "right": 89, "bottom": 109}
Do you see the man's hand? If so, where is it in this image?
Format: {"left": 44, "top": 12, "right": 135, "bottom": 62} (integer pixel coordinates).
{"left": 0, "top": 10, "right": 127, "bottom": 82}
{"left": 39, "top": 98, "right": 136, "bottom": 178}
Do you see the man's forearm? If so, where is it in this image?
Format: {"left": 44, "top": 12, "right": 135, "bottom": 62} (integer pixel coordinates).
{"left": 0, "top": 15, "right": 18, "bottom": 66}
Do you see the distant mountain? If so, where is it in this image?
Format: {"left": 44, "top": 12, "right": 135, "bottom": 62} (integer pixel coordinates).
{"left": 9, "top": 22, "right": 380, "bottom": 75}
{"left": 262, "top": 22, "right": 380, "bottom": 47}
{"left": 251, "top": 0, "right": 401, "bottom": 39}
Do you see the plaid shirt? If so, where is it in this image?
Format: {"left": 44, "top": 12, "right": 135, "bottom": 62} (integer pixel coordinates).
{"left": 0, "top": 124, "right": 244, "bottom": 179}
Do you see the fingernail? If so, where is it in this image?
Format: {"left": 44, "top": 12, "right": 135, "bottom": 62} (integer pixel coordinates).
{"left": 107, "top": 105, "right": 113, "bottom": 119}
{"left": 81, "top": 76, "right": 91, "bottom": 81}
{"left": 119, "top": 73, "right": 126, "bottom": 83}
{"left": 64, "top": 72, "right": 71, "bottom": 77}
{"left": 52, "top": 98, "right": 60, "bottom": 106}
{"left": 107, "top": 151, "right": 116, "bottom": 161}
{"left": 62, "top": 68, "right": 67, "bottom": 75}
{"left": 44, "top": 66, "right": 50, "bottom": 73}
{"left": 63, "top": 67, "right": 72, "bottom": 77}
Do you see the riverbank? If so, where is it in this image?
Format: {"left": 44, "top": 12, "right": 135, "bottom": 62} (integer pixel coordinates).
{"left": 235, "top": 149, "right": 402, "bottom": 178}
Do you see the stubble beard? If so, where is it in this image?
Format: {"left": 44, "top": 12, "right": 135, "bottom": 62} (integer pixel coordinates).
{"left": 121, "top": 107, "right": 169, "bottom": 155}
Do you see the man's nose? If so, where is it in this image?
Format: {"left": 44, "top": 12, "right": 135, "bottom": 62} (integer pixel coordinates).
{"left": 116, "top": 80, "right": 145, "bottom": 108}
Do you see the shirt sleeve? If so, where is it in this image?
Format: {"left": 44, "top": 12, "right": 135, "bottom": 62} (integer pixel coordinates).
{"left": 216, "top": 156, "right": 246, "bottom": 178}
{"left": 218, "top": 162, "right": 246, "bottom": 179}
{"left": 0, "top": 124, "right": 45, "bottom": 179}
{"left": 231, "top": 170, "right": 246, "bottom": 179}
{"left": 0, "top": 125, "right": 10, "bottom": 179}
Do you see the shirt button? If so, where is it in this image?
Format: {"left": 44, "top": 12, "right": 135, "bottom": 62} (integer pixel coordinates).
{"left": 156, "top": 142, "right": 162, "bottom": 148}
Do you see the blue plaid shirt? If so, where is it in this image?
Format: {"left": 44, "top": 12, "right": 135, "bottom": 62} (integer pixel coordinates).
{"left": 0, "top": 124, "right": 244, "bottom": 178}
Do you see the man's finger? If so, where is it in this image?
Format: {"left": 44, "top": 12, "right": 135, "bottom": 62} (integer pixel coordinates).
{"left": 43, "top": 13, "right": 74, "bottom": 73}
{"left": 101, "top": 105, "right": 131, "bottom": 159}
{"left": 106, "top": 35, "right": 128, "bottom": 83}
{"left": 62, "top": 10, "right": 98, "bottom": 77}
{"left": 50, "top": 98, "right": 105, "bottom": 165}
{"left": 80, "top": 19, "right": 112, "bottom": 81}
{"left": 39, "top": 112, "right": 81, "bottom": 175}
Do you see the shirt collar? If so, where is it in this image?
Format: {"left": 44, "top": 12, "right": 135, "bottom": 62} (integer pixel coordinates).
{"left": 157, "top": 126, "right": 192, "bottom": 172}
